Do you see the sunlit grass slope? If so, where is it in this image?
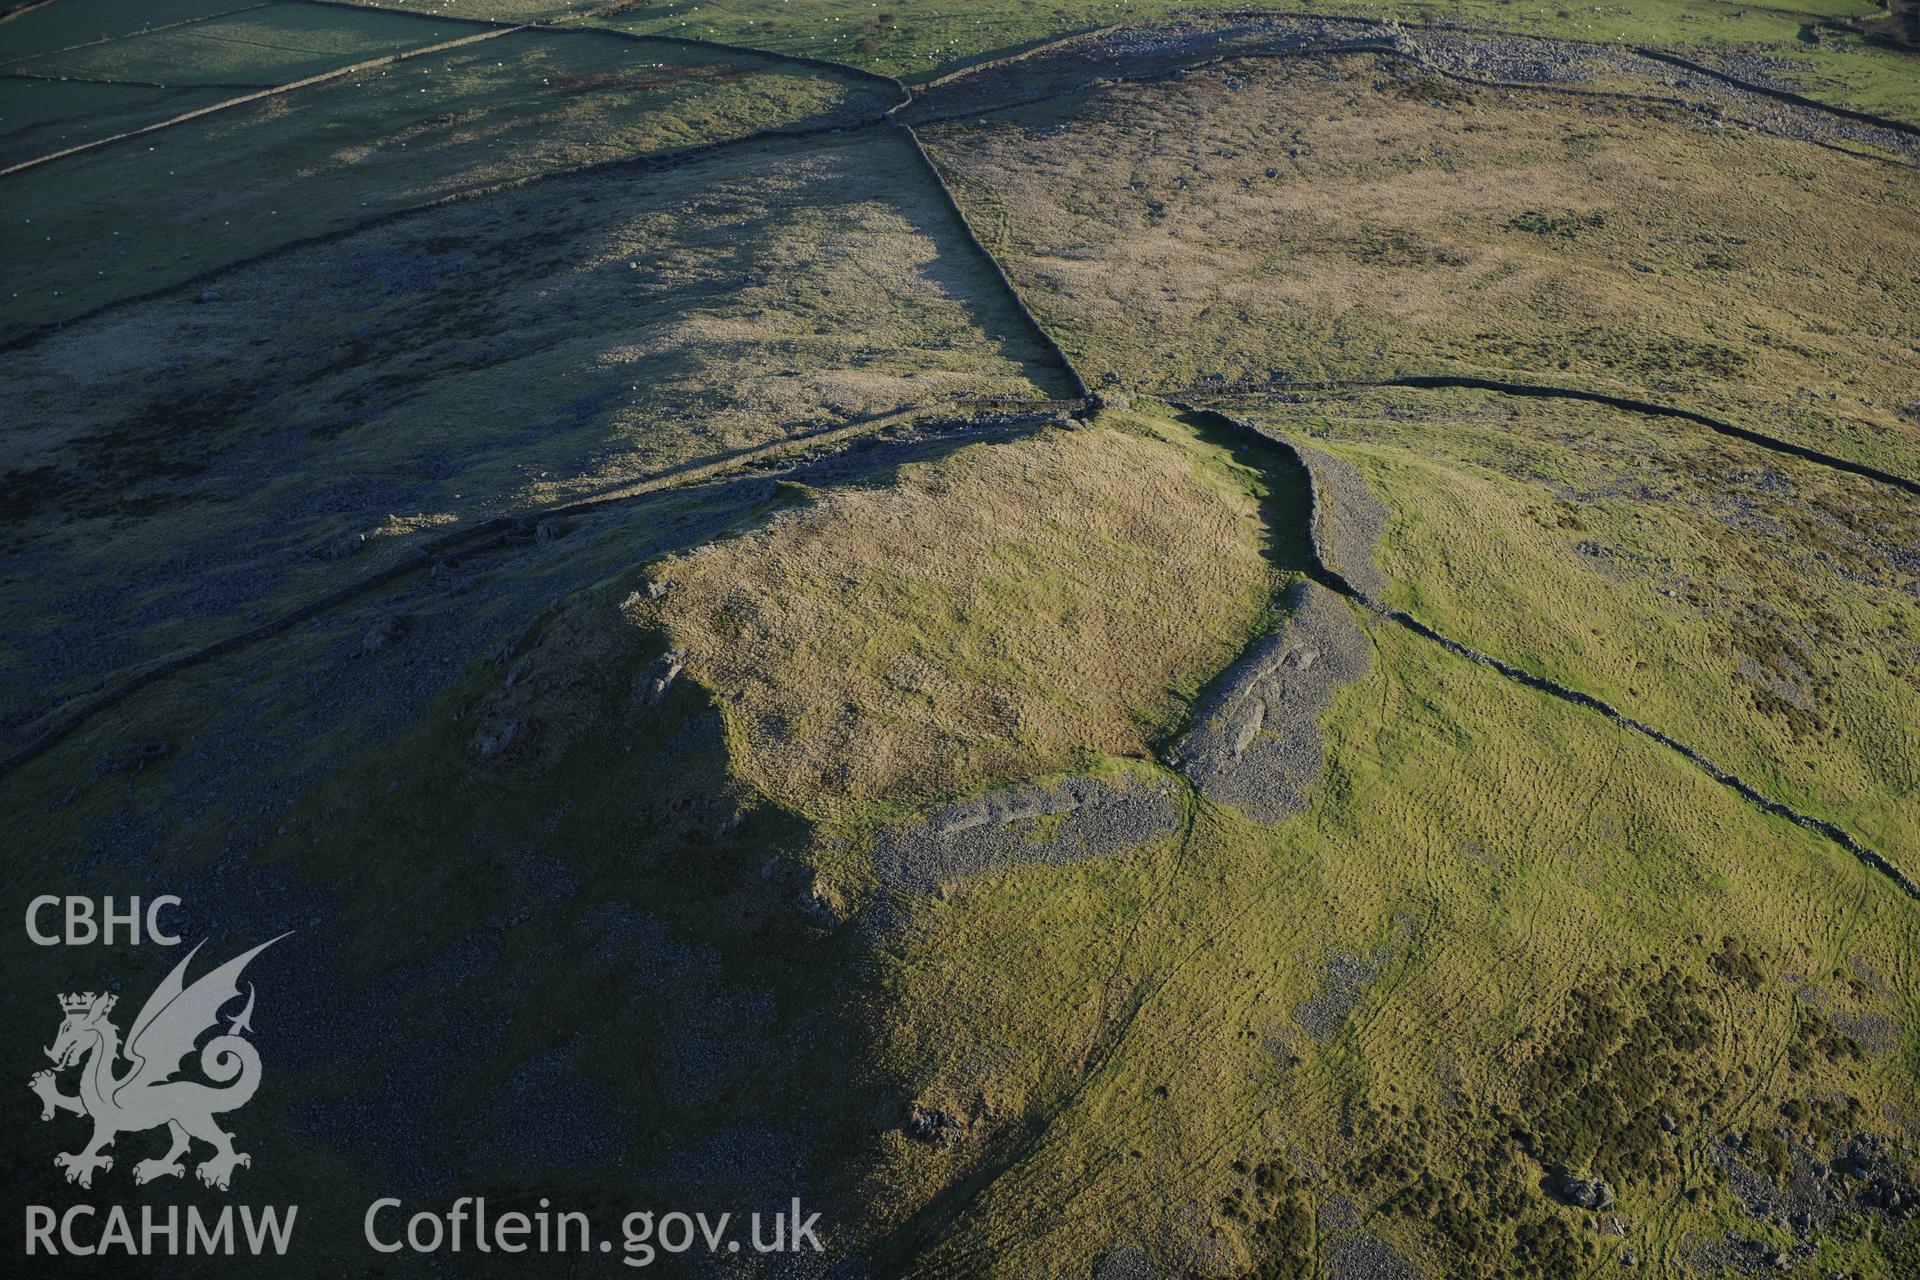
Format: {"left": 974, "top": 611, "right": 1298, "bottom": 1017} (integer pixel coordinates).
{"left": 1244, "top": 387, "right": 1920, "bottom": 865}
{"left": 644, "top": 409, "right": 1296, "bottom": 819}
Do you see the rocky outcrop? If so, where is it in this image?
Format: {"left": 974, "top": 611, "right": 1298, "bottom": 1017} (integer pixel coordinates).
{"left": 1093, "top": 1244, "right": 1160, "bottom": 1280}
{"left": 1169, "top": 580, "right": 1369, "bottom": 821}
{"left": 908, "top": 13, "right": 1920, "bottom": 163}
{"left": 1323, "top": 1228, "right": 1422, "bottom": 1280}
{"left": 1290, "top": 950, "right": 1382, "bottom": 1043}
{"left": 632, "top": 649, "right": 685, "bottom": 707}
{"left": 1544, "top": 1170, "right": 1616, "bottom": 1211}
{"left": 871, "top": 770, "right": 1182, "bottom": 893}
{"left": 359, "top": 613, "right": 411, "bottom": 656}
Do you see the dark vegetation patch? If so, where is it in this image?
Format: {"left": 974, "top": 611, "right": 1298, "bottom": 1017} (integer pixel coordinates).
{"left": 545, "top": 63, "right": 759, "bottom": 94}
{"left": 1514, "top": 965, "right": 1717, "bottom": 1180}
{"left": 1219, "top": 1156, "right": 1315, "bottom": 1279}
{"left": 1310, "top": 941, "right": 1914, "bottom": 1279}
{"left": 1469, "top": 326, "right": 1754, "bottom": 381}
{"left": 1345, "top": 1098, "right": 1593, "bottom": 1279}
{"left": 1503, "top": 208, "right": 1605, "bottom": 238}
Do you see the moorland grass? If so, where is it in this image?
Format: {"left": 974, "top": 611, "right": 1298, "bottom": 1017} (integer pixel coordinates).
{"left": 9, "top": 483, "right": 1911, "bottom": 1275}
{"left": 862, "top": 613, "right": 1919, "bottom": 1277}
{"left": 919, "top": 54, "right": 1920, "bottom": 476}
{"left": 0, "top": 5, "right": 1912, "bottom": 1276}
{"left": 582, "top": 0, "right": 1920, "bottom": 119}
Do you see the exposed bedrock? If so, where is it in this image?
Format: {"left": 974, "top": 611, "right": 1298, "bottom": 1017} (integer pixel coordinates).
{"left": 1168, "top": 579, "right": 1370, "bottom": 822}
{"left": 870, "top": 769, "right": 1184, "bottom": 894}
{"left": 868, "top": 516, "right": 1376, "bottom": 889}
{"left": 913, "top": 12, "right": 1920, "bottom": 159}
{"left": 867, "top": 579, "right": 1372, "bottom": 891}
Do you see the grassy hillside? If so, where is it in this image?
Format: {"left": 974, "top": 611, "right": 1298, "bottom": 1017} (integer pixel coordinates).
{"left": 1231, "top": 388, "right": 1920, "bottom": 865}
{"left": 0, "top": 3, "right": 1913, "bottom": 1276}
{"left": 862, "top": 614, "right": 1919, "bottom": 1278}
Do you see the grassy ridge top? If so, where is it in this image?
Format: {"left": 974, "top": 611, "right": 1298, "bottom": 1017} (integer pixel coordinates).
{"left": 644, "top": 409, "right": 1297, "bottom": 819}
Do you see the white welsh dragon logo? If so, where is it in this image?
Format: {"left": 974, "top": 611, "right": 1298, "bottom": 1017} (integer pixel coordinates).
{"left": 29, "top": 936, "right": 285, "bottom": 1192}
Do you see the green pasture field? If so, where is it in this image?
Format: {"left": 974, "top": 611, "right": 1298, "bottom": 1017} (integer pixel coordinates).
{"left": 320, "top": 0, "right": 588, "bottom": 20}
{"left": 0, "top": 0, "right": 260, "bottom": 63}
{"left": 593, "top": 0, "right": 1185, "bottom": 80}
{"left": 0, "top": 75, "right": 231, "bottom": 163}
{"left": 0, "top": 26, "right": 895, "bottom": 338}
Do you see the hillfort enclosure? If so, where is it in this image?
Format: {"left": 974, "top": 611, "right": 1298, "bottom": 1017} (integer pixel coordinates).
{"left": 2, "top": 1, "right": 1916, "bottom": 1278}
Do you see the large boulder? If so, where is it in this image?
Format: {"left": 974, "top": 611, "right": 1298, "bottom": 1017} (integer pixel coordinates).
{"left": 1545, "top": 1169, "right": 1615, "bottom": 1211}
